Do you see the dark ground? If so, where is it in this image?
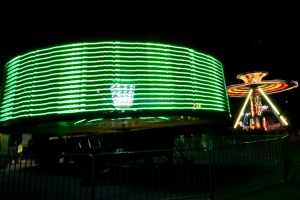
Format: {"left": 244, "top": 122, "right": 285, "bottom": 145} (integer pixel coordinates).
{"left": 213, "top": 136, "right": 300, "bottom": 200}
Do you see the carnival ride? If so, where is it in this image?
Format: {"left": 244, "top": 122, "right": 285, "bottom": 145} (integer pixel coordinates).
{"left": 0, "top": 41, "right": 231, "bottom": 156}
{"left": 227, "top": 71, "right": 298, "bottom": 131}
{"left": 0, "top": 41, "right": 230, "bottom": 135}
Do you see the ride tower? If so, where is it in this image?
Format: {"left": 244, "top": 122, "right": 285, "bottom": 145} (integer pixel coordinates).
{"left": 227, "top": 71, "right": 298, "bottom": 132}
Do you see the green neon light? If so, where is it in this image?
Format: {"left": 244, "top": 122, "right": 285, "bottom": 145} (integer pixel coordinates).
{"left": 0, "top": 41, "right": 230, "bottom": 122}
{"left": 74, "top": 119, "right": 86, "bottom": 125}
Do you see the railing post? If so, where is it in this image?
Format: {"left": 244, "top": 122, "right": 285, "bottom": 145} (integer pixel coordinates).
{"left": 90, "top": 154, "right": 95, "bottom": 200}
{"left": 281, "top": 136, "right": 291, "bottom": 183}
{"left": 208, "top": 147, "right": 214, "bottom": 200}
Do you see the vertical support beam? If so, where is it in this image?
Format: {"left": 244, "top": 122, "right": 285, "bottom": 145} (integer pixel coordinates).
{"left": 234, "top": 89, "right": 253, "bottom": 129}
{"left": 258, "top": 87, "right": 288, "bottom": 126}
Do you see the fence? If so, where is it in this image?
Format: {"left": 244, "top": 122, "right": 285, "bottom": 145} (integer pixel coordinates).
{"left": 0, "top": 135, "right": 294, "bottom": 200}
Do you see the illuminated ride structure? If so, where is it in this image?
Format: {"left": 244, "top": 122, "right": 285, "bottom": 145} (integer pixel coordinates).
{"left": 227, "top": 71, "right": 298, "bottom": 132}
{"left": 0, "top": 41, "right": 231, "bottom": 153}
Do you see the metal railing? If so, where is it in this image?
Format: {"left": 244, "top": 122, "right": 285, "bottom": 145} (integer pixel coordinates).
{"left": 0, "top": 135, "right": 294, "bottom": 200}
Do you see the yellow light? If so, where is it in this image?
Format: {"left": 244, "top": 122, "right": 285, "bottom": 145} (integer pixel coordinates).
{"left": 279, "top": 116, "right": 288, "bottom": 126}
{"left": 234, "top": 89, "right": 253, "bottom": 128}
{"left": 258, "top": 87, "right": 288, "bottom": 126}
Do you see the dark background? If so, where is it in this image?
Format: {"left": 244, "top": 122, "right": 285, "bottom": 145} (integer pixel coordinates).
{"left": 0, "top": 3, "right": 299, "bottom": 130}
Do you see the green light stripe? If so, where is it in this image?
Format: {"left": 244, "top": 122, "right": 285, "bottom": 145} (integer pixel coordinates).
{"left": 6, "top": 60, "right": 222, "bottom": 84}
{"left": 6, "top": 41, "right": 221, "bottom": 67}
{"left": 3, "top": 85, "right": 225, "bottom": 104}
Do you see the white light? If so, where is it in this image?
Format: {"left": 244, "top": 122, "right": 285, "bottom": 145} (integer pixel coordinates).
{"left": 111, "top": 83, "right": 135, "bottom": 108}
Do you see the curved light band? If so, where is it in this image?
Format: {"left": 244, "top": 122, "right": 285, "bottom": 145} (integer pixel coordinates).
{"left": 0, "top": 41, "right": 230, "bottom": 122}
{"left": 228, "top": 80, "right": 298, "bottom": 97}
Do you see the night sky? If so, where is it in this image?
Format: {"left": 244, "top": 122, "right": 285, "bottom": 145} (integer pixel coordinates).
{"left": 1, "top": 4, "right": 299, "bottom": 129}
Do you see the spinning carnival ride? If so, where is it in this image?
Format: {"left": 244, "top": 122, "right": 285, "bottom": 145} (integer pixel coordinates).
{"left": 227, "top": 71, "right": 298, "bottom": 131}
